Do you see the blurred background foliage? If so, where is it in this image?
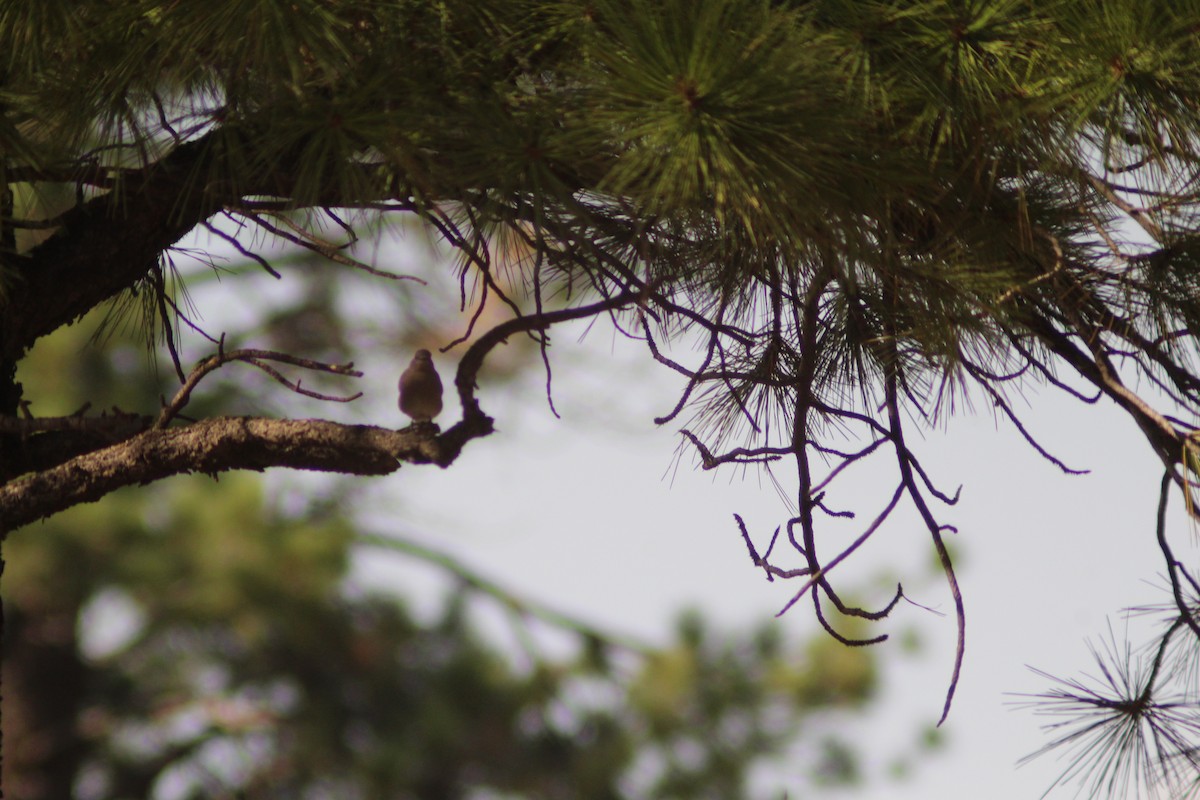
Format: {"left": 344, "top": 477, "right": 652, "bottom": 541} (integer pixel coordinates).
{"left": 2, "top": 289, "right": 918, "bottom": 799}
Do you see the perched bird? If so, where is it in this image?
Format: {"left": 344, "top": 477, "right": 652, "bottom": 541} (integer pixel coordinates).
{"left": 399, "top": 349, "right": 444, "bottom": 424}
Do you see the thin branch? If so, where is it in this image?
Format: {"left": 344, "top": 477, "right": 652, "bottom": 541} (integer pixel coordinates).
{"left": 812, "top": 591, "right": 888, "bottom": 647}
{"left": 235, "top": 209, "right": 422, "bottom": 281}
{"left": 1156, "top": 472, "right": 1200, "bottom": 641}
{"left": 203, "top": 219, "right": 282, "bottom": 279}
{"left": 453, "top": 290, "right": 647, "bottom": 421}
{"left": 734, "top": 514, "right": 812, "bottom": 581}
{"left": 883, "top": 306, "right": 965, "bottom": 726}
{"left": 156, "top": 346, "right": 362, "bottom": 429}
{"left": 775, "top": 483, "right": 905, "bottom": 618}
{"left": 679, "top": 429, "right": 789, "bottom": 468}
{"left": 963, "top": 360, "right": 1089, "bottom": 475}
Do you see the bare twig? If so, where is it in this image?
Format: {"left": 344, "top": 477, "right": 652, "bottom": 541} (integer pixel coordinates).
{"left": 157, "top": 345, "right": 362, "bottom": 429}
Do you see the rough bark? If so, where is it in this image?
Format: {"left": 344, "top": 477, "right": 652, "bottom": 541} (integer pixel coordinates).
{"left": 0, "top": 416, "right": 494, "bottom": 534}
{"left": 1, "top": 135, "right": 229, "bottom": 363}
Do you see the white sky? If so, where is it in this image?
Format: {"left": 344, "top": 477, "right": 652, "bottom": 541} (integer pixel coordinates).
{"left": 197, "top": 225, "right": 1198, "bottom": 799}
{"left": 356, "top": 333, "right": 1187, "bottom": 799}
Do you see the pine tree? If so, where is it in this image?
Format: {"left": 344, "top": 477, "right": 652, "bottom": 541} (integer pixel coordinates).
{"left": 3, "top": 1, "right": 1200, "bottom": 796}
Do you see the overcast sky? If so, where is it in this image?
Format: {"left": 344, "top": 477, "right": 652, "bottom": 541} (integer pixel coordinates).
{"left": 361, "top": 335, "right": 1185, "bottom": 799}
{"left": 201, "top": 225, "right": 1198, "bottom": 799}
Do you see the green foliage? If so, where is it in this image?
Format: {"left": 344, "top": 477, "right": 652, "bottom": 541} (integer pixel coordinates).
{"left": 6, "top": 2, "right": 1200, "bottom": 797}
{"left": 2, "top": 478, "right": 878, "bottom": 799}
{"left": 6, "top": 0, "right": 1200, "bottom": 407}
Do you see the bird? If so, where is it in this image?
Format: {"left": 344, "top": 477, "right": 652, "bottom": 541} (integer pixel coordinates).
{"left": 399, "top": 349, "right": 444, "bottom": 424}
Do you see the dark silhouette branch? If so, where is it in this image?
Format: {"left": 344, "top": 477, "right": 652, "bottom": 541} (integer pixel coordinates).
{"left": 884, "top": 353, "right": 965, "bottom": 728}
{"left": 775, "top": 484, "right": 905, "bottom": 618}
{"left": 156, "top": 346, "right": 363, "bottom": 429}
{"left": 451, "top": 289, "right": 647, "bottom": 421}
{"left": 2, "top": 134, "right": 231, "bottom": 361}
{"left": 1155, "top": 472, "right": 1200, "bottom": 642}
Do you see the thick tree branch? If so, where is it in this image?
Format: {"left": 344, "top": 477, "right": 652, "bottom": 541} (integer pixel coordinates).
{"left": 0, "top": 131, "right": 415, "bottom": 365}
{"left": 0, "top": 417, "right": 455, "bottom": 533}
{"left": 0, "top": 410, "right": 155, "bottom": 478}
{"left": 1, "top": 289, "right": 653, "bottom": 533}
{"left": 2, "top": 134, "right": 230, "bottom": 361}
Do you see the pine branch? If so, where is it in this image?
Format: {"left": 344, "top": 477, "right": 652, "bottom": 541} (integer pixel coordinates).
{"left": 2, "top": 134, "right": 228, "bottom": 360}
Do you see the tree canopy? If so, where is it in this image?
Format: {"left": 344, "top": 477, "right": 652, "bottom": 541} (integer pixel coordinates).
{"left": 3, "top": 0, "right": 1200, "bottom": 796}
